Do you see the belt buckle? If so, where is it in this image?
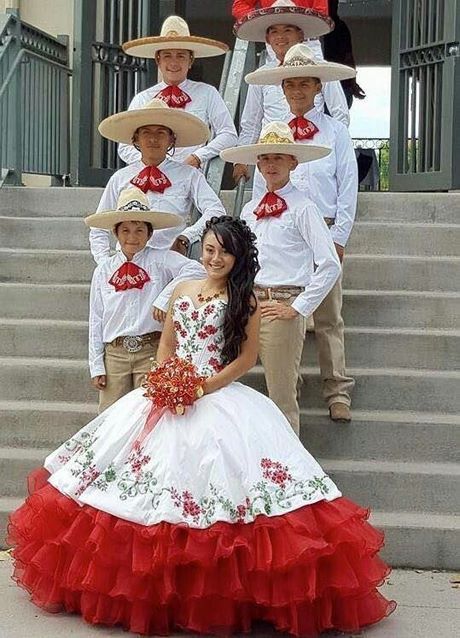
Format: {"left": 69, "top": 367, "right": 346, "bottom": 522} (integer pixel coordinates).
{"left": 123, "top": 335, "right": 143, "bottom": 353}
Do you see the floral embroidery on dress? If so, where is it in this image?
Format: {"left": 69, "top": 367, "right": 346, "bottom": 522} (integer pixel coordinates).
{"left": 94, "top": 441, "right": 157, "bottom": 498}
{"left": 173, "top": 296, "right": 225, "bottom": 376}
{"left": 261, "top": 458, "right": 292, "bottom": 488}
{"left": 151, "top": 457, "right": 332, "bottom": 525}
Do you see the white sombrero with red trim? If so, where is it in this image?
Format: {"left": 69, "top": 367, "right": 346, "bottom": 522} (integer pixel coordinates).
{"left": 234, "top": 0, "right": 334, "bottom": 42}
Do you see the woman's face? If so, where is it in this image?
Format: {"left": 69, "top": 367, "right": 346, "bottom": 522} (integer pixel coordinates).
{"left": 202, "top": 231, "right": 236, "bottom": 281}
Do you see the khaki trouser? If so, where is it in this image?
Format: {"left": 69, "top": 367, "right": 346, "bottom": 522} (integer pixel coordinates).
{"left": 312, "top": 274, "right": 355, "bottom": 407}
{"left": 98, "top": 338, "right": 160, "bottom": 413}
{"left": 259, "top": 307, "right": 307, "bottom": 435}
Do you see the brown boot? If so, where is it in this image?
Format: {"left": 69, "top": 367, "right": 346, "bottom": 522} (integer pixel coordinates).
{"left": 329, "top": 403, "right": 352, "bottom": 422}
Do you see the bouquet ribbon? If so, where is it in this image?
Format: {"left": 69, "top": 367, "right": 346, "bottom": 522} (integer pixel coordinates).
{"left": 132, "top": 356, "right": 205, "bottom": 448}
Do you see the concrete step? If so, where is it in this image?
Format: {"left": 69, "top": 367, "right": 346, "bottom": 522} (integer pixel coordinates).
{"left": 247, "top": 365, "right": 460, "bottom": 414}
{"left": 347, "top": 222, "right": 460, "bottom": 256}
{"left": 0, "top": 357, "right": 459, "bottom": 413}
{"left": 1, "top": 400, "right": 457, "bottom": 466}
{"left": 0, "top": 447, "right": 47, "bottom": 497}
{"left": 343, "top": 255, "right": 460, "bottom": 292}
{"left": 3, "top": 248, "right": 460, "bottom": 293}
{"left": 0, "top": 400, "right": 96, "bottom": 448}
{"left": 304, "top": 328, "right": 460, "bottom": 370}
{"left": 341, "top": 290, "right": 460, "bottom": 329}
{"left": 300, "top": 409, "right": 460, "bottom": 464}
{"left": 3, "top": 213, "right": 459, "bottom": 257}
{"left": 0, "top": 444, "right": 458, "bottom": 517}
{"left": 2, "top": 188, "right": 460, "bottom": 223}
{"left": 371, "top": 510, "right": 460, "bottom": 570}
{"left": 0, "top": 187, "right": 103, "bottom": 217}
{"left": 321, "top": 458, "right": 460, "bottom": 515}
{"left": 1, "top": 319, "right": 458, "bottom": 371}
{"left": 2, "top": 283, "right": 458, "bottom": 328}
{"left": 0, "top": 496, "right": 23, "bottom": 548}
{"left": 354, "top": 192, "right": 460, "bottom": 224}
{"left": 0, "top": 216, "right": 90, "bottom": 250}
{"left": 0, "top": 249, "right": 95, "bottom": 283}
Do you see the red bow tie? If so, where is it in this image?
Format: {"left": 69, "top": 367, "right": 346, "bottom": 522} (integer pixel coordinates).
{"left": 108, "top": 262, "right": 151, "bottom": 292}
{"left": 254, "top": 192, "right": 288, "bottom": 220}
{"left": 130, "top": 165, "right": 172, "bottom": 194}
{"left": 155, "top": 85, "right": 191, "bottom": 109}
{"left": 289, "top": 116, "right": 319, "bottom": 141}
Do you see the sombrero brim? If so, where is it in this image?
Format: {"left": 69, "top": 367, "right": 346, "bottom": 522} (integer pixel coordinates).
{"left": 98, "top": 108, "right": 210, "bottom": 146}
{"left": 123, "top": 36, "right": 228, "bottom": 59}
{"left": 221, "top": 143, "right": 331, "bottom": 166}
{"left": 245, "top": 61, "right": 356, "bottom": 85}
{"left": 234, "top": 8, "right": 334, "bottom": 42}
{"left": 85, "top": 210, "right": 182, "bottom": 231}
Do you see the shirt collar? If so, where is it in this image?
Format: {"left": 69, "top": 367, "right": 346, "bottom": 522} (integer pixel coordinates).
{"left": 291, "top": 106, "right": 318, "bottom": 121}
{"left": 264, "top": 181, "right": 294, "bottom": 198}
{"left": 160, "top": 78, "right": 190, "bottom": 90}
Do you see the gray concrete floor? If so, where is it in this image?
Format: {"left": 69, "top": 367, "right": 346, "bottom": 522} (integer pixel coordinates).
{"left": 0, "top": 559, "right": 458, "bottom": 638}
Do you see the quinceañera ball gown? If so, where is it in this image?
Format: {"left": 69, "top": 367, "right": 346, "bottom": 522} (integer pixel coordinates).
{"left": 9, "top": 295, "right": 395, "bottom": 636}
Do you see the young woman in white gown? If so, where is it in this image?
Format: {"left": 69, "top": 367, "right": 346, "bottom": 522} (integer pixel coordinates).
{"left": 9, "top": 215, "right": 395, "bottom": 636}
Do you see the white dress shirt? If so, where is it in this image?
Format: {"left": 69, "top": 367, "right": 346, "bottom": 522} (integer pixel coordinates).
{"left": 90, "top": 158, "right": 226, "bottom": 264}
{"left": 289, "top": 107, "right": 358, "bottom": 247}
{"left": 240, "top": 182, "right": 341, "bottom": 317}
{"left": 118, "top": 79, "right": 237, "bottom": 165}
{"left": 89, "top": 246, "right": 205, "bottom": 377}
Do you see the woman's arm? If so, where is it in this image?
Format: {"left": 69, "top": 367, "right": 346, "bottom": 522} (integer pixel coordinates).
{"left": 204, "top": 301, "right": 261, "bottom": 394}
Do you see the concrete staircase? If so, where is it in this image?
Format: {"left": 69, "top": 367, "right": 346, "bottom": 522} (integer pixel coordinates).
{"left": 0, "top": 187, "right": 459, "bottom": 569}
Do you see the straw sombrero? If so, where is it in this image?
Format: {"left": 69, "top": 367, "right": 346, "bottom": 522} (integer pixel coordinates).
{"left": 246, "top": 43, "right": 356, "bottom": 84}
{"left": 220, "top": 121, "right": 330, "bottom": 165}
{"left": 98, "top": 98, "right": 210, "bottom": 146}
{"left": 123, "top": 15, "right": 228, "bottom": 59}
{"left": 85, "top": 188, "right": 182, "bottom": 231}
{"left": 234, "top": 0, "right": 334, "bottom": 43}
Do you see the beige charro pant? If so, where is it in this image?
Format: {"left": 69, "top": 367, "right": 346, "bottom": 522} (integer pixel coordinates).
{"left": 259, "top": 305, "right": 307, "bottom": 435}
{"left": 312, "top": 274, "right": 355, "bottom": 407}
{"left": 98, "top": 338, "right": 160, "bottom": 413}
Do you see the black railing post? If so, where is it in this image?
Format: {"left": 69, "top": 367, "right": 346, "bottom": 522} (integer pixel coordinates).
{"left": 71, "top": 0, "right": 98, "bottom": 185}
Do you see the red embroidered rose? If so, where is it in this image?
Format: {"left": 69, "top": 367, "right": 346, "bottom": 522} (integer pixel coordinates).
{"left": 178, "top": 301, "right": 190, "bottom": 311}
{"left": 204, "top": 324, "right": 218, "bottom": 335}
{"left": 191, "top": 310, "right": 199, "bottom": 320}
{"left": 208, "top": 357, "right": 223, "bottom": 372}
{"left": 260, "top": 458, "right": 292, "bottom": 489}
{"left": 236, "top": 504, "right": 247, "bottom": 521}
{"left": 203, "top": 304, "right": 215, "bottom": 316}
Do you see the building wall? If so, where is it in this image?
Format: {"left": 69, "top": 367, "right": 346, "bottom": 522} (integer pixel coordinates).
{"left": 0, "top": 0, "right": 74, "bottom": 55}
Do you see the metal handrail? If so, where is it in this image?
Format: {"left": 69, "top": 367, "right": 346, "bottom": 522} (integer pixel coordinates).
{"left": 233, "top": 177, "right": 247, "bottom": 219}
{"left": 0, "top": 11, "right": 71, "bottom": 187}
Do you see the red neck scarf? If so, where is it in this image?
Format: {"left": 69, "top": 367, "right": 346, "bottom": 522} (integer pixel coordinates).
{"left": 289, "top": 116, "right": 319, "bottom": 141}
{"left": 156, "top": 84, "right": 191, "bottom": 109}
{"left": 254, "top": 192, "right": 288, "bottom": 220}
{"left": 108, "top": 262, "right": 151, "bottom": 292}
{"left": 130, "top": 165, "right": 172, "bottom": 194}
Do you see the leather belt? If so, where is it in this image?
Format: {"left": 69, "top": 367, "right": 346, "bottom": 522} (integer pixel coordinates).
{"left": 324, "top": 217, "right": 335, "bottom": 227}
{"left": 254, "top": 286, "right": 302, "bottom": 301}
{"left": 109, "top": 331, "right": 161, "bottom": 353}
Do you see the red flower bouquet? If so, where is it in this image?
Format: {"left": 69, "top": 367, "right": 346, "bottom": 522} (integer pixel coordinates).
{"left": 143, "top": 356, "right": 206, "bottom": 415}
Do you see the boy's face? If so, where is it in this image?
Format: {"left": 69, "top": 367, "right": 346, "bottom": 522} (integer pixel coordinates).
{"left": 266, "top": 24, "right": 303, "bottom": 60}
{"left": 115, "top": 220, "right": 151, "bottom": 259}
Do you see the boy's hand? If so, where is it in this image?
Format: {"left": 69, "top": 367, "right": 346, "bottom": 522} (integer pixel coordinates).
{"left": 91, "top": 375, "right": 106, "bottom": 390}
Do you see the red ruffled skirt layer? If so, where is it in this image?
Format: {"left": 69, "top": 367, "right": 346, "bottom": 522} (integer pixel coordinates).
{"left": 8, "top": 468, "right": 395, "bottom": 636}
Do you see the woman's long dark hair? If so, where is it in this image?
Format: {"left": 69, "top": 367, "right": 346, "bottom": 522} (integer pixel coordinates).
{"left": 202, "top": 216, "right": 260, "bottom": 365}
